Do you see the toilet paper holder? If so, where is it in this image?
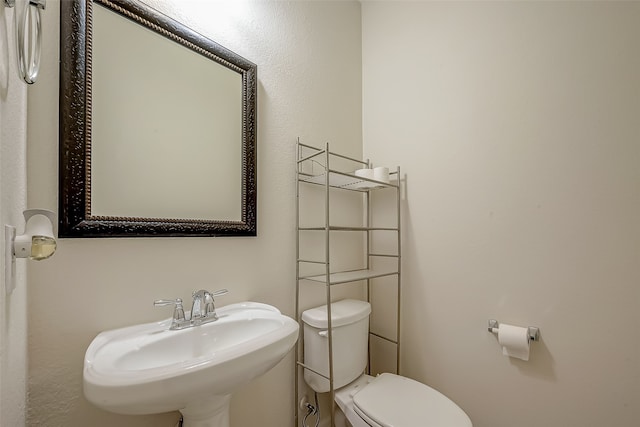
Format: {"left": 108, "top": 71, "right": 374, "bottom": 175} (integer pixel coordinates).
{"left": 488, "top": 319, "right": 540, "bottom": 342}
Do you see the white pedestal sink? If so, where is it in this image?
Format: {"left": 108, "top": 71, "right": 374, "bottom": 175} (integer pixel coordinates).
{"left": 83, "top": 302, "right": 299, "bottom": 427}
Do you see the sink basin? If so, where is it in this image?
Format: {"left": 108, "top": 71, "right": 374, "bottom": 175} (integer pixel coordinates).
{"left": 84, "top": 302, "right": 299, "bottom": 427}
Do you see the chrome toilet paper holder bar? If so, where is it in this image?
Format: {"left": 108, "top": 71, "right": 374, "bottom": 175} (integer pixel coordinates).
{"left": 488, "top": 319, "right": 540, "bottom": 342}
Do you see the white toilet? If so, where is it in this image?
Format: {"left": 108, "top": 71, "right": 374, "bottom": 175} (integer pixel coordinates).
{"left": 302, "top": 299, "right": 472, "bottom": 427}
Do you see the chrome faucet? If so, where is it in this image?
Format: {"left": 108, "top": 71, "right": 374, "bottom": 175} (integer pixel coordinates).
{"left": 153, "top": 297, "right": 186, "bottom": 329}
{"left": 154, "top": 288, "right": 228, "bottom": 330}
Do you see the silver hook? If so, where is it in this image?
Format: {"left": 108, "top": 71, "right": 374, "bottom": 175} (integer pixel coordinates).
{"left": 16, "top": 0, "right": 46, "bottom": 84}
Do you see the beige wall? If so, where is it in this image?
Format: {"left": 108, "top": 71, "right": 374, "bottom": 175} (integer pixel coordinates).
{"left": 27, "top": 1, "right": 362, "bottom": 426}
{"left": 23, "top": 1, "right": 640, "bottom": 427}
{"left": 362, "top": 2, "right": 640, "bottom": 427}
{"left": 0, "top": 1, "right": 28, "bottom": 426}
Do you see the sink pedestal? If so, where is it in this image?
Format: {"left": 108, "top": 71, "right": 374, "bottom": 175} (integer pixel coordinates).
{"left": 180, "top": 395, "right": 231, "bottom": 427}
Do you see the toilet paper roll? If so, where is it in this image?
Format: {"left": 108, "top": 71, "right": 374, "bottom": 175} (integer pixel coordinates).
{"left": 373, "top": 167, "right": 390, "bottom": 184}
{"left": 498, "top": 324, "right": 530, "bottom": 361}
{"left": 355, "top": 168, "right": 374, "bottom": 180}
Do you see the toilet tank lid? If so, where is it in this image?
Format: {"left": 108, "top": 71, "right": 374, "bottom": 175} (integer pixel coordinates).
{"left": 302, "top": 299, "right": 371, "bottom": 329}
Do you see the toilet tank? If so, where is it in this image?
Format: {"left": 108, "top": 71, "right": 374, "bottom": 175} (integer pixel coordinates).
{"left": 302, "top": 299, "right": 371, "bottom": 393}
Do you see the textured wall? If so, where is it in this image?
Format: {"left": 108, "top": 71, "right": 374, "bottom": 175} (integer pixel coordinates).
{"left": 27, "top": 1, "right": 362, "bottom": 426}
{"left": 0, "top": 1, "right": 28, "bottom": 426}
{"left": 362, "top": 2, "right": 640, "bottom": 427}
{"left": 26, "top": 2, "right": 640, "bottom": 427}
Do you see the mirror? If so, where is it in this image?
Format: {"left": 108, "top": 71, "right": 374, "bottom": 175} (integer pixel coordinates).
{"left": 59, "top": 0, "right": 257, "bottom": 237}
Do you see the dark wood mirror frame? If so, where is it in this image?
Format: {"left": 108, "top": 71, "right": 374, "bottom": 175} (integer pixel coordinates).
{"left": 59, "top": 0, "right": 257, "bottom": 237}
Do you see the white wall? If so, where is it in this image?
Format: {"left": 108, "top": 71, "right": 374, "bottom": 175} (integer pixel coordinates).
{"left": 24, "top": 1, "right": 640, "bottom": 426}
{"left": 362, "top": 2, "right": 640, "bottom": 427}
{"left": 27, "top": 1, "right": 361, "bottom": 426}
{"left": 0, "top": 1, "right": 28, "bottom": 425}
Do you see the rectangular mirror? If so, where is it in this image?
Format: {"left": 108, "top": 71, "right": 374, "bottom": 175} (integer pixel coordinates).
{"left": 59, "top": 0, "right": 257, "bottom": 237}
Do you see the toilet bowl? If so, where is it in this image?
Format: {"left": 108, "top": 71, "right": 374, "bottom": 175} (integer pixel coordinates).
{"left": 302, "top": 300, "right": 472, "bottom": 427}
{"left": 334, "top": 373, "right": 472, "bottom": 427}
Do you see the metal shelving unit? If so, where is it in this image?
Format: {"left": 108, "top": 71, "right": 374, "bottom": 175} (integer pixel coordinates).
{"left": 294, "top": 140, "right": 401, "bottom": 427}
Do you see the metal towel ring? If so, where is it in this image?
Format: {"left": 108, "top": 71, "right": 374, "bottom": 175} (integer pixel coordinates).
{"left": 15, "top": 0, "right": 46, "bottom": 84}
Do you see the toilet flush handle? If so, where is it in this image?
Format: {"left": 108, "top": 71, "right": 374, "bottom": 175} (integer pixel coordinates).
{"left": 318, "top": 330, "right": 329, "bottom": 338}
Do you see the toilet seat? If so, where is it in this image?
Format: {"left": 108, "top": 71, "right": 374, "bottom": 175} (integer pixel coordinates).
{"left": 352, "top": 373, "right": 472, "bottom": 427}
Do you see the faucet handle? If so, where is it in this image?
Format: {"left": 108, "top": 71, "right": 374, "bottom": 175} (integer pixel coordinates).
{"left": 154, "top": 298, "right": 186, "bottom": 322}
{"left": 203, "top": 289, "right": 228, "bottom": 319}
{"left": 211, "top": 288, "right": 229, "bottom": 298}
{"left": 192, "top": 289, "right": 228, "bottom": 298}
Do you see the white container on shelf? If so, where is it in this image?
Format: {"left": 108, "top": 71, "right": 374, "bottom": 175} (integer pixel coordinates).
{"left": 373, "top": 167, "right": 389, "bottom": 184}
{"left": 354, "top": 168, "right": 374, "bottom": 180}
